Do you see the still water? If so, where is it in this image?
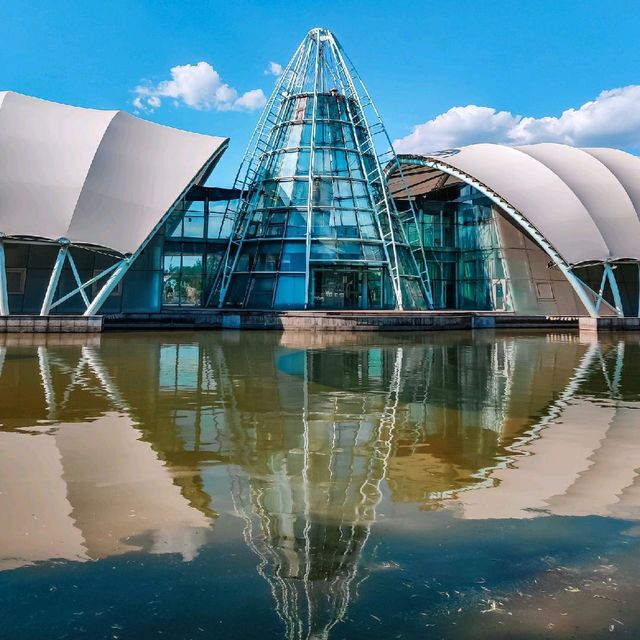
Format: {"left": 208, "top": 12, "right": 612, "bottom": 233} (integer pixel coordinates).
{"left": 1, "top": 330, "right": 640, "bottom": 639}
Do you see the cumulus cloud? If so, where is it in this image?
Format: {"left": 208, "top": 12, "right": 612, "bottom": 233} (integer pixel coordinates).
{"left": 394, "top": 85, "right": 640, "bottom": 153}
{"left": 264, "top": 61, "right": 283, "bottom": 77}
{"left": 132, "top": 61, "right": 267, "bottom": 113}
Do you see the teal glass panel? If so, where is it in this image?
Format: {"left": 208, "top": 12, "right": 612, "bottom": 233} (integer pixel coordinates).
{"left": 225, "top": 274, "right": 250, "bottom": 307}
{"left": 274, "top": 274, "right": 305, "bottom": 308}
{"left": 246, "top": 275, "right": 275, "bottom": 308}
{"left": 357, "top": 211, "right": 378, "bottom": 239}
{"left": 310, "top": 241, "right": 337, "bottom": 260}
{"left": 286, "top": 210, "right": 307, "bottom": 237}
{"left": 363, "top": 243, "right": 384, "bottom": 261}
{"left": 311, "top": 210, "right": 331, "bottom": 237}
{"left": 281, "top": 242, "right": 306, "bottom": 272}
{"left": 296, "top": 151, "right": 310, "bottom": 175}
{"left": 337, "top": 242, "right": 363, "bottom": 260}
{"left": 183, "top": 214, "right": 204, "bottom": 238}
{"left": 334, "top": 210, "right": 358, "bottom": 237}
{"left": 291, "top": 180, "right": 309, "bottom": 205}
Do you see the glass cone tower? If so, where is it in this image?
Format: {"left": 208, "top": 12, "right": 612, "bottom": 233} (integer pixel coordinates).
{"left": 215, "top": 28, "right": 433, "bottom": 310}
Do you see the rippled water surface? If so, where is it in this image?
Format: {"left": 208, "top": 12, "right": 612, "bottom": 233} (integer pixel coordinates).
{"left": 2, "top": 330, "right": 640, "bottom": 639}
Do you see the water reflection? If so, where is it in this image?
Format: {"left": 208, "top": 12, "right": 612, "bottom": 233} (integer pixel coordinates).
{"left": 1, "top": 331, "right": 640, "bottom": 637}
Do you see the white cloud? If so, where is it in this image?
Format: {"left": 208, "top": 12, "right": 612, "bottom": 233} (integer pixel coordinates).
{"left": 132, "top": 61, "right": 267, "bottom": 113}
{"left": 264, "top": 61, "right": 283, "bottom": 77}
{"left": 394, "top": 85, "right": 640, "bottom": 153}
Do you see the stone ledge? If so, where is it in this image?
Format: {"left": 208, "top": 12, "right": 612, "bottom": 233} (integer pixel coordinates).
{"left": 579, "top": 317, "right": 640, "bottom": 332}
{"left": 0, "top": 315, "right": 104, "bottom": 333}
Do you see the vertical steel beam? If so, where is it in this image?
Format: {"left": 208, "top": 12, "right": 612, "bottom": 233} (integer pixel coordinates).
{"left": 303, "top": 30, "right": 321, "bottom": 308}
{"left": 605, "top": 263, "right": 624, "bottom": 317}
{"left": 0, "top": 239, "right": 9, "bottom": 316}
{"left": 83, "top": 258, "right": 130, "bottom": 316}
{"left": 40, "top": 244, "right": 68, "bottom": 316}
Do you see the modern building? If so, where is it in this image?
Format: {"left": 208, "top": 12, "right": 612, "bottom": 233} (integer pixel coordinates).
{"left": 1, "top": 29, "right": 639, "bottom": 319}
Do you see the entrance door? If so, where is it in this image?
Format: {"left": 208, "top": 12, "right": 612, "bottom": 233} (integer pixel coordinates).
{"left": 312, "top": 268, "right": 363, "bottom": 309}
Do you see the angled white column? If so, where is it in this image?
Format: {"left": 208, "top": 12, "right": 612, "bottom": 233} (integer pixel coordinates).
{"left": 40, "top": 243, "right": 69, "bottom": 316}
{"left": 0, "top": 239, "right": 9, "bottom": 316}
{"left": 83, "top": 258, "right": 130, "bottom": 316}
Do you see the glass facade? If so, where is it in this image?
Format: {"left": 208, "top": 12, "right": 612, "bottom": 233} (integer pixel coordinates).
{"left": 405, "top": 184, "right": 508, "bottom": 310}
{"left": 214, "top": 29, "right": 429, "bottom": 311}
{"left": 161, "top": 193, "right": 235, "bottom": 307}
{"left": 217, "top": 90, "right": 425, "bottom": 310}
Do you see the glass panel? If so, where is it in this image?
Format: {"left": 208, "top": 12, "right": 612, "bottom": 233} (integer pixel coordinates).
{"left": 279, "top": 151, "right": 298, "bottom": 177}
{"left": 207, "top": 215, "right": 224, "bottom": 239}
{"left": 255, "top": 241, "right": 282, "bottom": 271}
{"left": 312, "top": 178, "right": 332, "bottom": 206}
{"left": 310, "top": 241, "right": 337, "bottom": 260}
{"left": 286, "top": 210, "right": 307, "bottom": 237}
{"left": 280, "top": 242, "right": 306, "bottom": 272}
{"left": 363, "top": 243, "right": 384, "bottom": 261}
{"left": 332, "top": 150, "right": 348, "bottom": 176}
{"left": 337, "top": 242, "right": 363, "bottom": 260}
{"left": 357, "top": 211, "right": 378, "bottom": 239}
{"left": 236, "top": 245, "right": 254, "bottom": 271}
{"left": 327, "top": 122, "right": 344, "bottom": 146}
{"left": 169, "top": 217, "right": 183, "bottom": 238}
{"left": 334, "top": 210, "right": 358, "bottom": 237}
{"left": 162, "top": 254, "right": 180, "bottom": 305}
{"left": 183, "top": 214, "right": 205, "bottom": 238}
{"left": 311, "top": 210, "right": 332, "bottom": 238}
{"left": 225, "top": 274, "right": 249, "bottom": 307}
{"left": 274, "top": 275, "right": 305, "bottom": 308}
{"left": 179, "top": 256, "right": 202, "bottom": 305}
{"left": 246, "top": 275, "right": 275, "bottom": 308}
{"left": 285, "top": 124, "right": 303, "bottom": 148}
{"left": 291, "top": 180, "right": 309, "bottom": 205}
{"left": 296, "top": 150, "right": 310, "bottom": 176}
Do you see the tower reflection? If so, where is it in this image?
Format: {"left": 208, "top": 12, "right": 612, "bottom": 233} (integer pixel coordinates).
{"left": 2, "top": 331, "right": 640, "bottom": 638}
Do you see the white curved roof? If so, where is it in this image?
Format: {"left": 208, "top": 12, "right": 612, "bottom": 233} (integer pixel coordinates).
{"left": 0, "top": 91, "right": 228, "bottom": 255}
{"left": 399, "top": 143, "right": 640, "bottom": 265}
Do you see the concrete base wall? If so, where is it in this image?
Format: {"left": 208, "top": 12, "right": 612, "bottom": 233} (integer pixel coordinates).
{"left": 104, "top": 310, "right": 579, "bottom": 332}
{"left": 0, "top": 315, "right": 103, "bottom": 333}
{"left": 579, "top": 317, "right": 640, "bottom": 333}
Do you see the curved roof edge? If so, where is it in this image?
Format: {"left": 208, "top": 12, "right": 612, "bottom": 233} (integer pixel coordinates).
{"left": 395, "top": 143, "right": 640, "bottom": 266}
{"left": 0, "top": 91, "right": 229, "bottom": 256}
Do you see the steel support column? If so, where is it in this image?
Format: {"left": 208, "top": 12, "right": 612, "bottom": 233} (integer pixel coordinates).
{"left": 83, "top": 259, "right": 130, "bottom": 316}
{"left": 0, "top": 239, "right": 9, "bottom": 316}
{"left": 604, "top": 264, "right": 624, "bottom": 317}
{"left": 40, "top": 244, "right": 68, "bottom": 316}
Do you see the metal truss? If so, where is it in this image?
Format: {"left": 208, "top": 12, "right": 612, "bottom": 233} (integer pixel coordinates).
{"left": 401, "top": 156, "right": 632, "bottom": 318}
{"left": 326, "top": 32, "right": 434, "bottom": 308}
{"left": 214, "top": 38, "right": 309, "bottom": 307}
{"left": 216, "top": 28, "right": 433, "bottom": 310}
{"left": 32, "top": 240, "right": 130, "bottom": 317}
{"left": 0, "top": 237, "right": 9, "bottom": 315}
{"left": 33, "top": 342, "right": 128, "bottom": 421}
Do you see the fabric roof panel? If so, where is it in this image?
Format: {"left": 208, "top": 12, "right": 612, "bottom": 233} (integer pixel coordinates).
{"left": 0, "top": 92, "right": 228, "bottom": 255}
{"left": 515, "top": 144, "right": 640, "bottom": 261}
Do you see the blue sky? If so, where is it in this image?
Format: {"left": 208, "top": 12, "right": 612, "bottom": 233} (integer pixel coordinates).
{"left": 1, "top": 0, "right": 639, "bottom": 185}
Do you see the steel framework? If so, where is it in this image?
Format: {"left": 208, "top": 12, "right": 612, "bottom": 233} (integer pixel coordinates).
{"left": 215, "top": 28, "right": 433, "bottom": 310}
{"left": 399, "top": 156, "right": 633, "bottom": 318}
{"left": 0, "top": 143, "right": 228, "bottom": 317}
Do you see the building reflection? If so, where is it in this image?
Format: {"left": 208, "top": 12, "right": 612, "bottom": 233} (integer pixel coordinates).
{"left": 0, "top": 335, "right": 214, "bottom": 572}
{"left": 2, "top": 331, "right": 640, "bottom": 637}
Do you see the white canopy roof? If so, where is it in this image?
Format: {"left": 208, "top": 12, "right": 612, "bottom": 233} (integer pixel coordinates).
{"left": 396, "top": 143, "right": 640, "bottom": 266}
{"left": 0, "top": 91, "right": 228, "bottom": 255}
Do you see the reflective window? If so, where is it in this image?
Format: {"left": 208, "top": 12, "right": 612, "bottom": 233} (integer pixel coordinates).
{"left": 274, "top": 274, "right": 305, "bottom": 308}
